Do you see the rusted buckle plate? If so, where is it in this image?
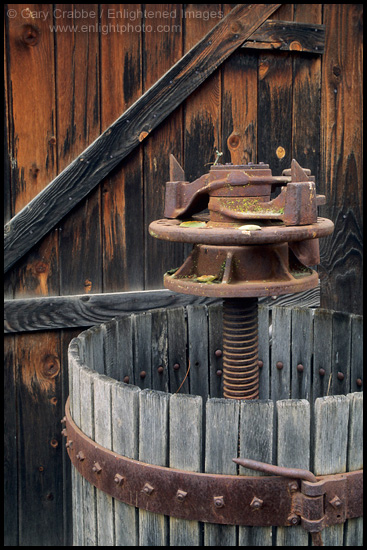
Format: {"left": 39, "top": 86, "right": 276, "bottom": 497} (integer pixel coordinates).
{"left": 64, "top": 398, "right": 362, "bottom": 529}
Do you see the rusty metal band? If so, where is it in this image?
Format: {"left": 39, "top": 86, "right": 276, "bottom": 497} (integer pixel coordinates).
{"left": 64, "top": 398, "right": 362, "bottom": 529}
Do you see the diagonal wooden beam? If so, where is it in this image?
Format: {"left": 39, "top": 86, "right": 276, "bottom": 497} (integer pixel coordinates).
{"left": 4, "top": 4, "right": 281, "bottom": 274}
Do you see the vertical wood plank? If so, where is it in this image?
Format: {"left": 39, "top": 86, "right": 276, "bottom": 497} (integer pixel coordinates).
{"left": 103, "top": 319, "right": 119, "bottom": 380}
{"left": 100, "top": 3, "right": 144, "bottom": 292}
{"left": 345, "top": 392, "right": 363, "bottom": 545}
{"left": 143, "top": 4, "right": 184, "bottom": 289}
{"left": 116, "top": 315, "right": 134, "bottom": 384}
{"left": 167, "top": 307, "right": 188, "bottom": 394}
{"left": 319, "top": 4, "right": 363, "bottom": 314}
{"left": 208, "top": 302, "right": 223, "bottom": 398}
{"left": 204, "top": 398, "right": 239, "bottom": 546}
{"left": 291, "top": 307, "right": 313, "bottom": 400}
{"left": 187, "top": 304, "right": 209, "bottom": 399}
{"left": 4, "top": 335, "right": 18, "bottom": 546}
{"left": 313, "top": 395, "right": 350, "bottom": 545}
{"left": 79, "top": 366, "right": 98, "bottom": 546}
{"left": 112, "top": 381, "right": 141, "bottom": 546}
{"left": 139, "top": 389, "right": 169, "bottom": 546}
{"left": 292, "top": 4, "right": 322, "bottom": 179}
{"left": 133, "top": 312, "right": 152, "bottom": 390}
{"left": 276, "top": 399, "right": 310, "bottom": 546}
{"left": 258, "top": 5, "right": 294, "bottom": 175}
{"left": 331, "top": 311, "right": 351, "bottom": 396}
{"left": 271, "top": 307, "right": 292, "bottom": 400}
{"left": 94, "top": 375, "right": 114, "bottom": 546}
{"left": 222, "top": 4, "right": 257, "bottom": 165}
{"left": 56, "top": 4, "right": 102, "bottom": 297}
{"left": 258, "top": 305, "right": 270, "bottom": 400}
{"left": 151, "top": 309, "right": 169, "bottom": 392}
{"left": 239, "top": 400, "right": 274, "bottom": 546}
{"left": 169, "top": 393, "right": 202, "bottom": 546}
{"left": 313, "top": 308, "right": 333, "bottom": 399}
{"left": 70, "top": 347, "right": 84, "bottom": 546}
{"left": 350, "top": 315, "right": 363, "bottom": 393}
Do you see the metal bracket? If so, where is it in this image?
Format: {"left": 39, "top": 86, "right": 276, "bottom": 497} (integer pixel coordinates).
{"left": 64, "top": 398, "right": 362, "bottom": 535}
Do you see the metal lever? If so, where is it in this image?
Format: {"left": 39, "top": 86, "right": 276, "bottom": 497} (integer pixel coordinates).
{"left": 233, "top": 458, "right": 323, "bottom": 546}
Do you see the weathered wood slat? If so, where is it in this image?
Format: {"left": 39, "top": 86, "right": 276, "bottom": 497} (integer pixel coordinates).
{"left": 259, "top": 283, "right": 320, "bottom": 308}
{"left": 313, "top": 395, "right": 350, "bottom": 545}
{"left": 4, "top": 290, "right": 220, "bottom": 333}
{"left": 111, "top": 380, "right": 140, "bottom": 546}
{"left": 167, "top": 307, "right": 189, "bottom": 394}
{"left": 291, "top": 307, "right": 313, "bottom": 400}
{"left": 4, "top": 3, "right": 281, "bottom": 274}
{"left": 345, "top": 392, "right": 363, "bottom": 546}
{"left": 187, "top": 304, "right": 209, "bottom": 399}
{"left": 242, "top": 19, "right": 325, "bottom": 53}
{"left": 258, "top": 306, "right": 270, "bottom": 399}
{"left": 239, "top": 400, "right": 274, "bottom": 546}
{"left": 276, "top": 399, "right": 310, "bottom": 545}
{"left": 169, "top": 393, "right": 203, "bottom": 546}
{"left": 350, "top": 315, "right": 363, "bottom": 393}
{"left": 271, "top": 306, "right": 292, "bottom": 400}
{"left": 313, "top": 308, "right": 333, "bottom": 399}
{"left": 151, "top": 308, "right": 169, "bottom": 393}
{"left": 132, "top": 312, "right": 153, "bottom": 390}
{"left": 94, "top": 375, "right": 114, "bottom": 545}
{"left": 207, "top": 303, "right": 223, "bottom": 398}
{"left": 139, "top": 389, "right": 170, "bottom": 545}
{"left": 332, "top": 311, "right": 351, "bottom": 395}
{"left": 79, "top": 366, "right": 98, "bottom": 546}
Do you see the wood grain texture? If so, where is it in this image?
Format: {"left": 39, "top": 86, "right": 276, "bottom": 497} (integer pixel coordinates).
{"left": 271, "top": 306, "right": 292, "bottom": 401}
{"left": 319, "top": 4, "right": 363, "bottom": 315}
{"left": 290, "top": 307, "right": 313, "bottom": 400}
{"left": 187, "top": 304, "right": 209, "bottom": 399}
{"left": 204, "top": 398, "right": 239, "bottom": 546}
{"left": 239, "top": 400, "right": 274, "bottom": 546}
{"left": 276, "top": 398, "right": 310, "bottom": 546}
{"left": 4, "top": 289, "right": 220, "bottom": 333}
{"left": 169, "top": 393, "right": 202, "bottom": 546}
{"left": 345, "top": 392, "right": 363, "bottom": 546}
{"left": 313, "top": 395, "right": 350, "bottom": 545}
{"left": 4, "top": 3, "right": 281, "bottom": 273}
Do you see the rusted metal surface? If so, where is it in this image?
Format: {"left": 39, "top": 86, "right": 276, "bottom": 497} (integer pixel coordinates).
{"left": 64, "top": 399, "right": 362, "bottom": 530}
{"left": 150, "top": 157, "right": 334, "bottom": 400}
{"left": 222, "top": 298, "right": 259, "bottom": 399}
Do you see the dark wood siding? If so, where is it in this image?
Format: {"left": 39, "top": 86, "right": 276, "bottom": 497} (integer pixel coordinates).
{"left": 4, "top": 4, "right": 363, "bottom": 545}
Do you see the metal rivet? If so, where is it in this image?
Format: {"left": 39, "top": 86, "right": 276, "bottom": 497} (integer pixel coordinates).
{"left": 157, "top": 366, "right": 164, "bottom": 374}
{"left": 140, "top": 371, "right": 146, "bottom": 379}
{"left": 176, "top": 489, "right": 188, "bottom": 501}
{"left": 61, "top": 428, "right": 67, "bottom": 437}
{"left": 258, "top": 360, "right": 263, "bottom": 368}
{"left": 337, "top": 372, "right": 344, "bottom": 381}
{"left": 76, "top": 451, "right": 85, "bottom": 461}
{"left": 216, "top": 369, "right": 223, "bottom": 377}
{"left": 214, "top": 496, "right": 224, "bottom": 508}
{"left": 61, "top": 416, "right": 66, "bottom": 424}
{"left": 287, "top": 514, "right": 300, "bottom": 525}
{"left": 276, "top": 361, "right": 283, "bottom": 370}
{"left": 142, "top": 483, "right": 154, "bottom": 495}
{"left": 329, "top": 495, "right": 342, "bottom": 509}
{"left": 297, "top": 364, "right": 304, "bottom": 373}
{"left": 114, "top": 474, "right": 125, "bottom": 486}
{"left": 289, "top": 481, "right": 298, "bottom": 493}
{"left": 250, "top": 496, "right": 263, "bottom": 510}
{"left": 319, "top": 368, "right": 326, "bottom": 376}
{"left": 356, "top": 378, "right": 362, "bottom": 387}
{"left": 65, "top": 440, "right": 73, "bottom": 448}
{"left": 123, "top": 376, "right": 130, "bottom": 384}
{"left": 173, "top": 363, "right": 180, "bottom": 371}
{"left": 92, "top": 462, "right": 102, "bottom": 474}
{"left": 215, "top": 349, "right": 222, "bottom": 357}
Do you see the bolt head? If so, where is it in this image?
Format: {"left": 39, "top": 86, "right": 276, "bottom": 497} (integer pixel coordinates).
{"left": 319, "top": 368, "right": 326, "bottom": 376}
{"left": 140, "top": 371, "right": 146, "bottom": 379}
{"left": 356, "top": 378, "right": 362, "bottom": 387}
{"left": 173, "top": 363, "right": 180, "bottom": 371}
{"left": 258, "top": 360, "right": 263, "bottom": 368}
{"left": 114, "top": 474, "right": 125, "bottom": 486}
{"left": 214, "top": 496, "right": 224, "bottom": 508}
{"left": 337, "top": 372, "right": 345, "bottom": 381}
{"left": 297, "top": 364, "right": 304, "bottom": 373}
{"left": 76, "top": 451, "right": 85, "bottom": 461}
{"left": 287, "top": 514, "right": 300, "bottom": 525}
{"left": 216, "top": 369, "right": 223, "bottom": 377}
{"left": 215, "top": 349, "right": 222, "bottom": 358}
{"left": 289, "top": 481, "right": 298, "bottom": 493}
{"left": 142, "top": 483, "right": 154, "bottom": 496}
{"left": 276, "top": 361, "right": 283, "bottom": 370}
{"left": 92, "top": 462, "right": 102, "bottom": 474}
{"left": 123, "top": 376, "right": 130, "bottom": 384}
{"left": 176, "top": 489, "right": 188, "bottom": 501}
{"left": 329, "top": 495, "right": 342, "bottom": 509}
{"left": 157, "top": 366, "right": 164, "bottom": 374}
{"left": 250, "top": 496, "right": 263, "bottom": 510}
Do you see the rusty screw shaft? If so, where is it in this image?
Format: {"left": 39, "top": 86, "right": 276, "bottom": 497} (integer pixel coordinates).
{"left": 222, "top": 298, "right": 259, "bottom": 400}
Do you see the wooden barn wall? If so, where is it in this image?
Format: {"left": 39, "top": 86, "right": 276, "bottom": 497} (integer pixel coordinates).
{"left": 4, "top": 4, "right": 363, "bottom": 546}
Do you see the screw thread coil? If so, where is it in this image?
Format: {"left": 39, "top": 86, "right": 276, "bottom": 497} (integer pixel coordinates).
{"left": 222, "top": 298, "right": 259, "bottom": 399}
